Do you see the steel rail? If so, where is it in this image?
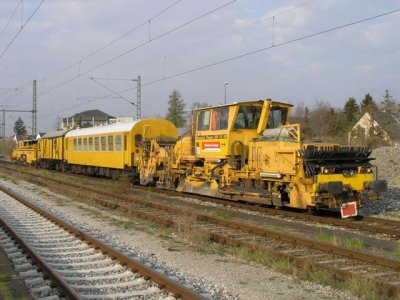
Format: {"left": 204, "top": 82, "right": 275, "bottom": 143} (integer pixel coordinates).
{"left": 0, "top": 210, "right": 82, "bottom": 299}
{"left": 1, "top": 161, "right": 399, "bottom": 238}
{"left": 0, "top": 183, "right": 206, "bottom": 300}
{"left": 1, "top": 164, "right": 400, "bottom": 297}
{"left": 1, "top": 164, "right": 399, "bottom": 270}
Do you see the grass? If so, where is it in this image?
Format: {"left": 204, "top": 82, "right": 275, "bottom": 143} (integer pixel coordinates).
{"left": 208, "top": 210, "right": 230, "bottom": 219}
{"left": 315, "top": 232, "right": 365, "bottom": 250}
{"left": 110, "top": 220, "right": 139, "bottom": 230}
{"left": 393, "top": 248, "right": 400, "bottom": 260}
{"left": 0, "top": 275, "right": 28, "bottom": 300}
{"left": 270, "top": 224, "right": 296, "bottom": 233}
{"left": 344, "top": 238, "right": 364, "bottom": 250}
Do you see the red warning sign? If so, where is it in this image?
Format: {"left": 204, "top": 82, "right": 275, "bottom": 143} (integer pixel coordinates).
{"left": 202, "top": 142, "right": 221, "bottom": 152}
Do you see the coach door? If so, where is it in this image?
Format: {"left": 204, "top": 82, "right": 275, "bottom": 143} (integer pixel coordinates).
{"left": 123, "top": 134, "right": 129, "bottom": 167}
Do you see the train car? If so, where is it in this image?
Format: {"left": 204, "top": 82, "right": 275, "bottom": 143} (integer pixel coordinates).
{"left": 139, "top": 99, "right": 387, "bottom": 218}
{"left": 64, "top": 119, "right": 178, "bottom": 179}
{"left": 11, "top": 140, "right": 38, "bottom": 164}
{"left": 36, "top": 129, "right": 70, "bottom": 170}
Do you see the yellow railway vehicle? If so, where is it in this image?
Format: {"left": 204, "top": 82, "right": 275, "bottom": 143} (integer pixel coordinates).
{"left": 139, "top": 99, "right": 387, "bottom": 218}
{"left": 11, "top": 140, "right": 38, "bottom": 164}
{"left": 37, "top": 129, "right": 70, "bottom": 170}
{"left": 64, "top": 119, "right": 178, "bottom": 179}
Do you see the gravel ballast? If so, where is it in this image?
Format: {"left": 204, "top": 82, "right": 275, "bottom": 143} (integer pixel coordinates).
{"left": 0, "top": 176, "right": 357, "bottom": 300}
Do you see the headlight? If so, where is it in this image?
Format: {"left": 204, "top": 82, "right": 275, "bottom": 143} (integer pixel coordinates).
{"left": 323, "top": 168, "right": 329, "bottom": 174}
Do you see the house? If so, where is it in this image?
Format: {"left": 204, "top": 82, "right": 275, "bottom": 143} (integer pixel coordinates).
{"left": 348, "top": 111, "right": 400, "bottom": 147}
{"left": 60, "top": 109, "right": 115, "bottom": 129}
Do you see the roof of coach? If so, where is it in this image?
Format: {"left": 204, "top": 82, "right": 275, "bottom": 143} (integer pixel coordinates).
{"left": 42, "top": 129, "right": 71, "bottom": 139}
{"left": 65, "top": 121, "right": 139, "bottom": 138}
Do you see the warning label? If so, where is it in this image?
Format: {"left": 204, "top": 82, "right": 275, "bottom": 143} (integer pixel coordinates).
{"left": 202, "top": 142, "right": 221, "bottom": 152}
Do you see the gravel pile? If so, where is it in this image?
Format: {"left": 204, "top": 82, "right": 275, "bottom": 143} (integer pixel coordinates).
{"left": 359, "top": 147, "right": 400, "bottom": 216}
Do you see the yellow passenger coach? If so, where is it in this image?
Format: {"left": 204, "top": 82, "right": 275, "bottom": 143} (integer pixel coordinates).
{"left": 64, "top": 119, "right": 178, "bottom": 180}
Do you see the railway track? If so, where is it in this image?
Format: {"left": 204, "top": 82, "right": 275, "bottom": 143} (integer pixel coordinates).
{"left": 0, "top": 184, "right": 206, "bottom": 299}
{"left": 2, "top": 161, "right": 400, "bottom": 239}
{"left": 1, "top": 164, "right": 400, "bottom": 297}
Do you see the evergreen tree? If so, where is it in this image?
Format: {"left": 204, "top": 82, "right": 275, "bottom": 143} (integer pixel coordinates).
{"left": 342, "top": 97, "right": 359, "bottom": 125}
{"left": 360, "top": 93, "right": 378, "bottom": 114}
{"left": 380, "top": 89, "right": 396, "bottom": 113}
{"left": 166, "top": 89, "right": 186, "bottom": 127}
{"left": 13, "top": 117, "right": 27, "bottom": 135}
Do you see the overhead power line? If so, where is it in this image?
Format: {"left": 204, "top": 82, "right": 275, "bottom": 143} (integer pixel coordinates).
{"left": 39, "top": 7, "right": 400, "bottom": 119}
{"left": 40, "top": 0, "right": 237, "bottom": 95}
{"left": 43, "top": 0, "right": 183, "bottom": 82}
{"left": 0, "top": 0, "right": 45, "bottom": 61}
{"left": 0, "top": 0, "right": 22, "bottom": 40}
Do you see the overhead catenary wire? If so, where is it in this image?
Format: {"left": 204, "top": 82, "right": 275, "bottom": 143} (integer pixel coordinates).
{"left": 0, "top": 0, "right": 45, "bottom": 61}
{"left": 0, "top": 0, "right": 22, "bottom": 40}
{"left": 38, "top": 7, "right": 400, "bottom": 119}
{"left": 40, "top": 0, "right": 238, "bottom": 96}
{"left": 40, "top": 0, "right": 183, "bottom": 83}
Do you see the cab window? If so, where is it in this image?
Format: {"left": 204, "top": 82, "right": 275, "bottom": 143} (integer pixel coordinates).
{"left": 267, "top": 107, "right": 288, "bottom": 129}
{"left": 211, "top": 107, "right": 229, "bottom": 130}
{"left": 197, "top": 110, "right": 210, "bottom": 131}
{"left": 234, "top": 106, "right": 261, "bottom": 129}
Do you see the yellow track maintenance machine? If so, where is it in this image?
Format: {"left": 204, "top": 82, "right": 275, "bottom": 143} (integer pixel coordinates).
{"left": 133, "top": 99, "right": 387, "bottom": 217}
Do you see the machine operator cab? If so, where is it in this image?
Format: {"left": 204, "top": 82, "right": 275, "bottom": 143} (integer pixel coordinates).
{"left": 194, "top": 100, "right": 292, "bottom": 161}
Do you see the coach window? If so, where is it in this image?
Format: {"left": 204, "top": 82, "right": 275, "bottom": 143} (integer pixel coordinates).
{"left": 101, "top": 136, "right": 106, "bottom": 151}
{"left": 116, "top": 135, "right": 121, "bottom": 151}
{"left": 78, "top": 138, "right": 82, "bottom": 151}
{"left": 135, "top": 134, "right": 142, "bottom": 147}
{"left": 94, "top": 137, "right": 99, "bottom": 151}
{"left": 124, "top": 135, "right": 127, "bottom": 151}
{"left": 108, "top": 136, "right": 114, "bottom": 151}
{"left": 83, "top": 138, "right": 87, "bottom": 151}
{"left": 197, "top": 110, "right": 210, "bottom": 131}
{"left": 88, "top": 137, "right": 93, "bottom": 151}
{"left": 73, "top": 139, "right": 77, "bottom": 151}
{"left": 53, "top": 139, "right": 57, "bottom": 150}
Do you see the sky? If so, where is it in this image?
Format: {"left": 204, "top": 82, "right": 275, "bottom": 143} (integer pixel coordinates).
{"left": 0, "top": 0, "right": 399, "bottom": 134}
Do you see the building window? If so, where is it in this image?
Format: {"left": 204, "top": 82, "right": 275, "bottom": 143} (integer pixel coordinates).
{"left": 115, "top": 135, "right": 121, "bottom": 151}
{"left": 108, "top": 136, "right": 114, "bottom": 151}
{"left": 94, "top": 137, "right": 99, "bottom": 151}
{"left": 88, "top": 137, "right": 93, "bottom": 151}
{"left": 101, "top": 136, "right": 106, "bottom": 151}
